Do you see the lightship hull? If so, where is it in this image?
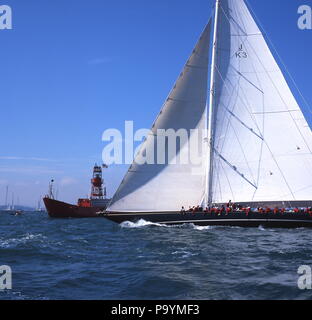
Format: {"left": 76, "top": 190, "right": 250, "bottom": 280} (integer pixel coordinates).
{"left": 104, "top": 211, "right": 312, "bottom": 228}
{"left": 43, "top": 197, "right": 106, "bottom": 218}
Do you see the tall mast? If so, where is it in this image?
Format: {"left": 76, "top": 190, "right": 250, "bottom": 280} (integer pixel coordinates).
{"left": 48, "top": 179, "right": 55, "bottom": 199}
{"left": 5, "top": 185, "right": 8, "bottom": 209}
{"left": 206, "top": 0, "right": 220, "bottom": 206}
{"left": 11, "top": 192, "right": 14, "bottom": 210}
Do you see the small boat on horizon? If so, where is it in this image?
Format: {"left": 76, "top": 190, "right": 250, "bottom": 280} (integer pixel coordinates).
{"left": 10, "top": 210, "right": 23, "bottom": 216}
{"left": 103, "top": 0, "right": 312, "bottom": 228}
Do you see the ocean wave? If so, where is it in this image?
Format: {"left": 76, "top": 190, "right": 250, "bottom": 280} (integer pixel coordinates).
{"left": 257, "top": 225, "right": 276, "bottom": 232}
{"left": 0, "top": 290, "right": 49, "bottom": 301}
{"left": 187, "top": 223, "right": 212, "bottom": 231}
{"left": 1, "top": 211, "right": 311, "bottom": 300}
{"left": 120, "top": 219, "right": 212, "bottom": 231}
{"left": 120, "top": 219, "right": 164, "bottom": 228}
{"left": 171, "top": 250, "right": 199, "bottom": 258}
{"left": 0, "top": 233, "right": 45, "bottom": 249}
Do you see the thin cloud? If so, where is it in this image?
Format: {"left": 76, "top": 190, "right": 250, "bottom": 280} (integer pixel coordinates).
{"left": 0, "top": 166, "right": 63, "bottom": 175}
{"left": 0, "top": 156, "right": 56, "bottom": 162}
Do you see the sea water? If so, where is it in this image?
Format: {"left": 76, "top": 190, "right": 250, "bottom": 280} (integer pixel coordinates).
{"left": 0, "top": 211, "right": 312, "bottom": 300}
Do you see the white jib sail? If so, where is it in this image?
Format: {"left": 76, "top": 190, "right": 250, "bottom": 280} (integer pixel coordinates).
{"left": 209, "top": 0, "right": 312, "bottom": 204}
{"left": 108, "top": 20, "right": 212, "bottom": 212}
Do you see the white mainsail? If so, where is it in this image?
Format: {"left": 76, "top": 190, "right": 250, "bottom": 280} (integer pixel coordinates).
{"left": 108, "top": 20, "right": 212, "bottom": 212}
{"left": 208, "top": 0, "right": 312, "bottom": 204}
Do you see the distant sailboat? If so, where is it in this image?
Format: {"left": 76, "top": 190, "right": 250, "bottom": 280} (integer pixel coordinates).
{"left": 11, "top": 192, "right": 14, "bottom": 211}
{"left": 36, "top": 196, "right": 44, "bottom": 212}
{"left": 4, "top": 185, "right": 10, "bottom": 211}
{"left": 104, "top": 0, "right": 312, "bottom": 228}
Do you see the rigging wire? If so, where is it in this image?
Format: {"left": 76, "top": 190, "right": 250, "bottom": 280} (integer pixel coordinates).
{"left": 245, "top": 0, "right": 312, "bottom": 118}
{"left": 214, "top": 65, "right": 263, "bottom": 181}
{"left": 228, "top": 117, "right": 257, "bottom": 186}
{"left": 220, "top": 158, "right": 236, "bottom": 202}
{"left": 214, "top": 0, "right": 297, "bottom": 201}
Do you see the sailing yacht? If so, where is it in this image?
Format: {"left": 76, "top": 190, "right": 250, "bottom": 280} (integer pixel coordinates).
{"left": 104, "top": 0, "right": 312, "bottom": 228}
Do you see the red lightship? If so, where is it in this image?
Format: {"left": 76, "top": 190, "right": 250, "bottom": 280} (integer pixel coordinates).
{"left": 43, "top": 164, "right": 110, "bottom": 218}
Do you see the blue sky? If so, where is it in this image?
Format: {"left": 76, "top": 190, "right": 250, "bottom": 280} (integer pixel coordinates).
{"left": 0, "top": 0, "right": 311, "bottom": 207}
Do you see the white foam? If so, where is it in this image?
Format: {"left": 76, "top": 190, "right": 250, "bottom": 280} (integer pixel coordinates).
{"left": 120, "top": 219, "right": 164, "bottom": 229}
{"left": 171, "top": 250, "right": 198, "bottom": 258}
{"left": 182, "top": 252, "right": 198, "bottom": 258}
{"left": 120, "top": 219, "right": 212, "bottom": 231}
{"left": 189, "top": 224, "right": 212, "bottom": 231}
{"left": 0, "top": 233, "right": 44, "bottom": 248}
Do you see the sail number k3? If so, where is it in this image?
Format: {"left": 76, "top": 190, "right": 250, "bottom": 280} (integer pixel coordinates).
{"left": 235, "top": 44, "right": 247, "bottom": 58}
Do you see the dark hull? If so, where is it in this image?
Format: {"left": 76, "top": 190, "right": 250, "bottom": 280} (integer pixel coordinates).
{"left": 43, "top": 197, "right": 105, "bottom": 218}
{"left": 104, "top": 211, "right": 312, "bottom": 228}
